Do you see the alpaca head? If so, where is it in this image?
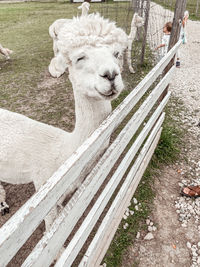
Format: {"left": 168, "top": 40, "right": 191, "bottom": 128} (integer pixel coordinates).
{"left": 132, "top": 13, "right": 145, "bottom": 28}
{"left": 49, "top": 13, "right": 128, "bottom": 100}
{"left": 68, "top": 45, "right": 124, "bottom": 100}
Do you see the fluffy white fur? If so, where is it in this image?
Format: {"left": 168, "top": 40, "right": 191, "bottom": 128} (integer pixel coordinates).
{"left": 0, "top": 44, "right": 13, "bottom": 60}
{"left": 49, "top": 2, "right": 90, "bottom": 58}
{"left": 49, "top": 18, "right": 71, "bottom": 57}
{"left": 123, "top": 13, "right": 144, "bottom": 73}
{"left": 0, "top": 13, "right": 127, "bottom": 229}
{"left": 49, "top": 13, "right": 128, "bottom": 78}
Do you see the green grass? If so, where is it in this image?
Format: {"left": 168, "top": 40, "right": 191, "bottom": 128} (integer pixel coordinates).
{"left": 153, "top": 0, "right": 200, "bottom": 20}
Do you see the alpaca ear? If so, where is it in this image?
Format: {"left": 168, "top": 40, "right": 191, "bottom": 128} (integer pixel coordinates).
{"left": 48, "top": 53, "right": 68, "bottom": 78}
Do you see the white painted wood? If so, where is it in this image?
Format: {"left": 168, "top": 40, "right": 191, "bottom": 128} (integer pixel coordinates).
{"left": 22, "top": 83, "right": 171, "bottom": 266}
{"left": 80, "top": 127, "right": 162, "bottom": 267}
{"left": 56, "top": 117, "right": 164, "bottom": 266}
{"left": 0, "top": 41, "right": 180, "bottom": 267}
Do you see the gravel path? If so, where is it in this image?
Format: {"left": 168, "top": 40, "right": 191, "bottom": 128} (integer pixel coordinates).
{"left": 122, "top": 4, "right": 200, "bottom": 267}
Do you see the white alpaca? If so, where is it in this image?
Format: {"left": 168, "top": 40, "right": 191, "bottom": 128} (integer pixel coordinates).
{"left": 0, "top": 44, "right": 13, "bottom": 60}
{"left": 78, "top": 1, "right": 90, "bottom": 16}
{"left": 0, "top": 13, "right": 128, "bottom": 229}
{"left": 124, "top": 13, "right": 144, "bottom": 73}
{"left": 49, "top": 2, "right": 90, "bottom": 58}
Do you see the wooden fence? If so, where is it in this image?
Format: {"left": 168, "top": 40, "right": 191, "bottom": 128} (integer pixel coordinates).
{"left": 0, "top": 40, "right": 181, "bottom": 267}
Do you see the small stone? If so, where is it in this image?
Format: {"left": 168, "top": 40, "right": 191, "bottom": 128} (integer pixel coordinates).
{"left": 148, "top": 226, "right": 153, "bottom": 232}
{"left": 130, "top": 210, "right": 134, "bottom": 215}
{"left": 140, "top": 245, "right": 146, "bottom": 253}
{"left": 193, "top": 252, "right": 198, "bottom": 257}
{"left": 150, "top": 222, "right": 153, "bottom": 226}
{"left": 146, "top": 219, "right": 150, "bottom": 225}
{"left": 135, "top": 205, "right": 139, "bottom": 211}
{"left": 133, "top": 198, "right": 138, "bottom": 204}
{"left": 136, "top": 232, "right": 140, "bottom": 239}
{"left": 182, "top": 223, "right": 187, "bottom": 228}
{"left": 123, "top": 223, "right": 129, "bottom": 229}
{"left": 123, "top": 215, "right": 127, "bottom": 220}
{"left": 152, "top": 226, "right": 157, "bottom": 231}
{"left": 198, "top": 242, "right": 200, "bottom": 248}
{"left": 144, "top": 232, "right": 154, "bottom": 240}
{"left": 187, "top": 241, "right": 192, "bottom": 249}
{"left": 125, "top": 211, "right": 129, "bottom": 217}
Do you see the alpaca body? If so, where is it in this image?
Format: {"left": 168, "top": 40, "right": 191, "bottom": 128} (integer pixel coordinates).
{"left": 49, "top": 2, "right": 90, "bottom": 58}
{"left": 0, "top": 14, "right": 127, "bottom": 229}
{"left": 125, "top": 13, "right": 144, "bottom": 73}
{"left": 0, "top": 97, "right": 111, "bottom": 188}
{"left": 49, "top": 19, "right": 71, "bottom": 56}
{"left": 0, "top": 44, "right": 13, "bottom": 60}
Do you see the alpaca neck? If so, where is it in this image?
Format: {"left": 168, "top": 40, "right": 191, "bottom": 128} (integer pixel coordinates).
{"left": 129, "top": 25, "right": 137, "bottom": 40}
{"left": 72, "top": 88, "right": 112, "bottom": 145}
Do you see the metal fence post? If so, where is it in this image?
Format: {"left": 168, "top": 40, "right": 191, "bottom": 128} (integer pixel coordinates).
{"left": 140, "top": 0, "right": 150, "bottom": 65}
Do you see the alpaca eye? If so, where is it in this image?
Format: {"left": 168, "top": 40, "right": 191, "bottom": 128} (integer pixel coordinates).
{"left": 114, "top": 52, "right": 119, "bottom": 59}
{"left": 77, "top": 56, "right": 85, "bottom": 63}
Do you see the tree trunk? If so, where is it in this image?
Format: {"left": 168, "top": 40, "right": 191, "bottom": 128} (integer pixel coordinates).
{"left": 161, "top": 0, "right": 187, "bottom": 101}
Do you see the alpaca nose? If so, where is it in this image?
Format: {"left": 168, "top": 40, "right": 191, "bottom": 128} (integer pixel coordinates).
{"left": 101, "top": 70, "right": 118, "bottom": 82}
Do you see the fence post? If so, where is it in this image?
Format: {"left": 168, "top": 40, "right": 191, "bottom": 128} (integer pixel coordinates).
{"left": 140, "top": 0, "right": 150, "bottom": 65}
{"left": 159, "top": 0, "right": 187, "bottom": 101}
{"left": 164, "top": 0, "right": 187, "bottom": 73}
{"left": 168, "top": 0, "right": 187, "bottom": 52}
{"left": 196, "top": 0, "right": 199, "bottom": 17}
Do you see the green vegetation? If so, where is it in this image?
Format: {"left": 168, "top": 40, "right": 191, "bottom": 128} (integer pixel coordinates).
{"left": 154, "top": 0, "right": 200, "bottom": 20}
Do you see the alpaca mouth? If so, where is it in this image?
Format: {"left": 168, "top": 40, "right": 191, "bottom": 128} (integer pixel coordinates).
{"left": 95, "top": 87, "right": 118, "bottom": 99}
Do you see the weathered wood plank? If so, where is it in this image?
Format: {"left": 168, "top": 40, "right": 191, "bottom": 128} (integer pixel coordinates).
{"left": 22, "top": 85, "right": 171, "bottom": 266}
{"left": 80, "top": 128, "right": 162, "bottom": 267}
{"left": 0, "top": 43, "right": 179, "bottom": 267}
{"left": 56, "top": 117, "right": 164, "bottom": 266}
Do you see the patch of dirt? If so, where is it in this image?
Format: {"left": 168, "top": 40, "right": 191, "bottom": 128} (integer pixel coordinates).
{"left": 122, "top": 167, "right": 197, "bottom": 267}
{"left": 37, "top": 70, "right": 65, "bottom": 90}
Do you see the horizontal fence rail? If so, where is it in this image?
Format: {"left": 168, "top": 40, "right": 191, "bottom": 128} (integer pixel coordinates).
{"left": 80, "top": 125, "right": 163, "bottom": 267}
{"left": 56, "top": 114, "right": 165, "bottom": 266}
{"left": 0, "top": 40, "right": 181, "bottom": 267}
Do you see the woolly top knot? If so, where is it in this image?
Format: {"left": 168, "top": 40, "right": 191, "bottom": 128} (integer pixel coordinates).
{"left": 57, "top": 13, "right": 128, "bottom": 58}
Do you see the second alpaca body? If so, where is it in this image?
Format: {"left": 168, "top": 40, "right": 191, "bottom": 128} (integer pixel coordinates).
{"left": 125, "top": 13, "right": 144, "bottom": 73}
{"left": 49, "top": 2, "right": 90, "bottom": 59}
